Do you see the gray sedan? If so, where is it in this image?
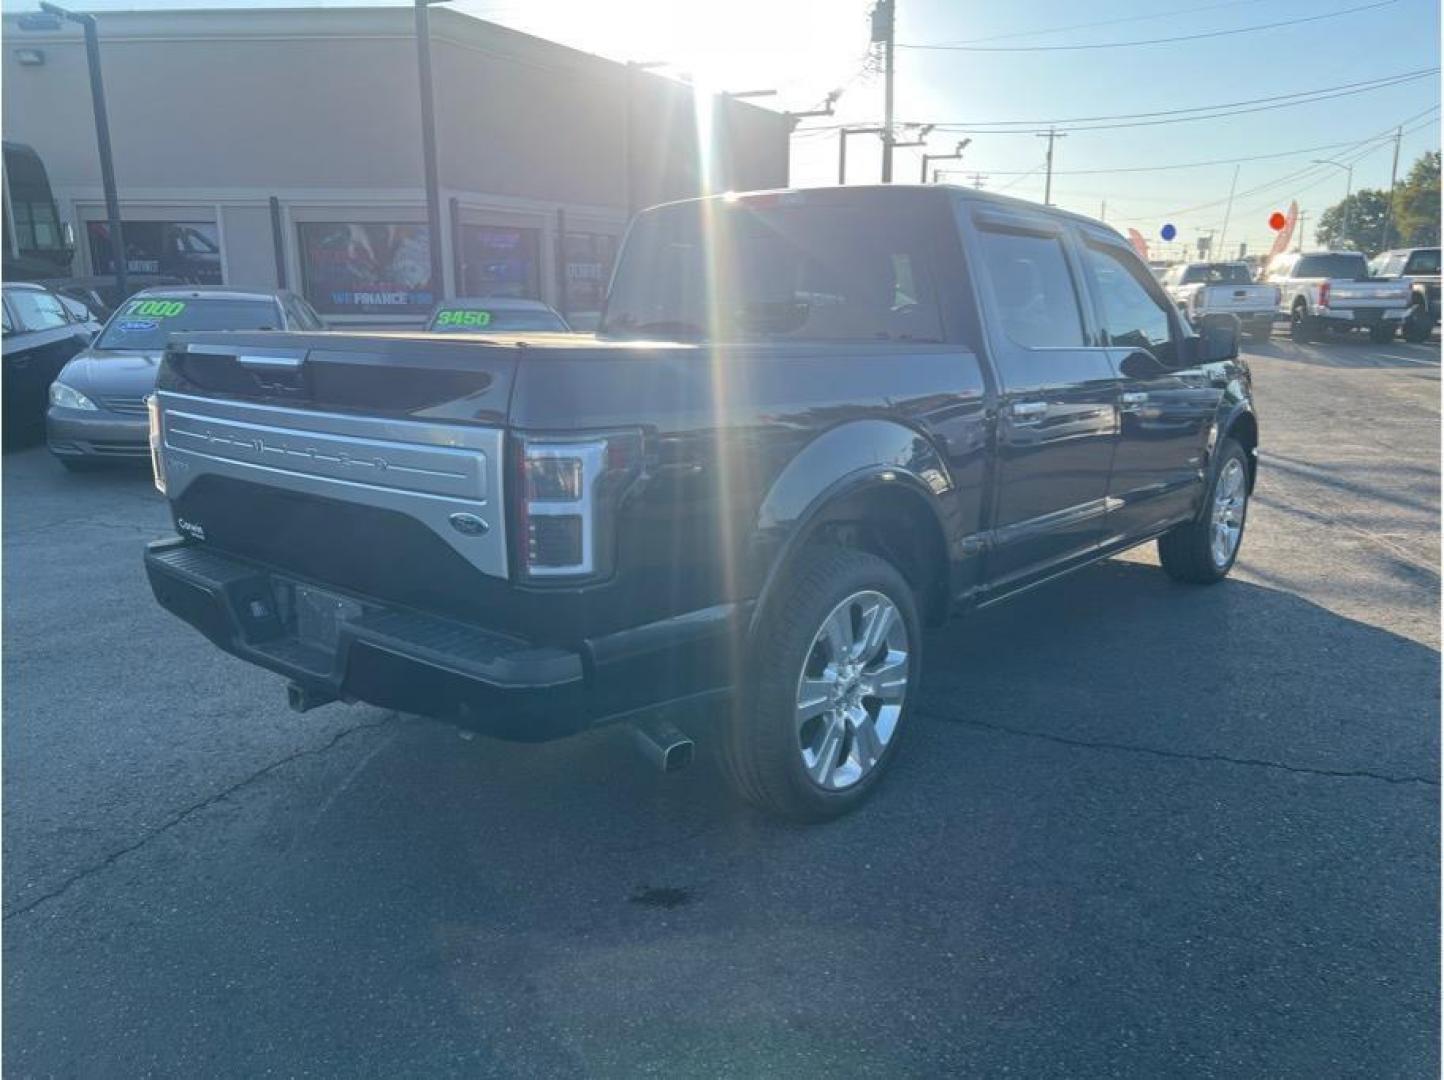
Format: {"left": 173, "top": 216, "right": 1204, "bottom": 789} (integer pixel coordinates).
{"left": 46, "top": 287, "right": 324, "bottom": 471}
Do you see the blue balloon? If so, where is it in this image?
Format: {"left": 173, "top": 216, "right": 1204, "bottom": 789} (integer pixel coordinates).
{"left": 1161, "top": 223, "right": 1177, "bottom": 241}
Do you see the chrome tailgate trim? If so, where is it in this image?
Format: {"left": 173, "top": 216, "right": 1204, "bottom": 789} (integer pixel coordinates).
{"left": 156, "top": 391, "right": 508, "bottom": 579}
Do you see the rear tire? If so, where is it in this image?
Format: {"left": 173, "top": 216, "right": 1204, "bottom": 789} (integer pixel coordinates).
{"left": 1158, "top": 438, "right": 1250, "bottom": 584}
{"left": 722, "top": 546, "right": 921, "bottom": 822}
{"left": 1403, "top": 307, "right": 1433, "bottom": 343}
{"left": 1289, "top": 304, "right": 1313, "bottom": 343}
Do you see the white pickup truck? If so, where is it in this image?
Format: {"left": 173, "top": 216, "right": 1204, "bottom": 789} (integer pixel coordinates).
{"left": 1265, "top": 250, "right": 1412, "bottom": 344}
{"left": 1162, "top": 262, "right": 1279, "bottom": 341}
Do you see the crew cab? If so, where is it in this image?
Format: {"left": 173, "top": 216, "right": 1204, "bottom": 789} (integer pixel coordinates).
{"left": 1265, "top": 250, "right": 1411, "bottom": 343}
{"left": 143, "top": 186, "right": 1257, "bottom": 821}
{"left": 1161, "top": 262, "right": 1279, "bottom": 341}
{"left": 1369, "top": 247, "right": 1440, "bottom": 343}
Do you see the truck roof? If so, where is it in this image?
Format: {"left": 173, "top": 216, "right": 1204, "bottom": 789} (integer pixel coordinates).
{"left": 643, "top": 183, "right": 1127, "bottom": 243}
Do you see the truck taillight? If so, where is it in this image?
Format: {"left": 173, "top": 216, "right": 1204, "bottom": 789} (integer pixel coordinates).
{"left": 511, "top": 432, "right": 641, "bottom": 581}
{"left": 146, "top": 394, "right": 166, "bottom": 494}
{"left": 1318, "top": 281, "right": 1331, "bottom": 308}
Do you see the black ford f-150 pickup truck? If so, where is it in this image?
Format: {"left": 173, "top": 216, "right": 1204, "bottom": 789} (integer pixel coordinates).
{"left": 144, "top": 186, "right": 1257, "bottom": 821}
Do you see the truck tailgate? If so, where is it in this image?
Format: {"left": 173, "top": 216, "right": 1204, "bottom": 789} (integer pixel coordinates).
{"left": 1202, "top": 284, "right": 1275, "bottom": 312}
{"left": 1327, "top": 280, "right": 1411, "bottom": 308}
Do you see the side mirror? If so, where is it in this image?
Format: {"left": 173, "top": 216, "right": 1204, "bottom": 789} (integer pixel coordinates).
{"left": 1195, "top": 313, "right": 1240, "bottom": 363}
{"left": 1119, "top": 349, "right": 1169, "bottom": 380}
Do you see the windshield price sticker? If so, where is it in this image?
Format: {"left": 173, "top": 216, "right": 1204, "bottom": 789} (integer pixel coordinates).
{"left": 123, "top": 300, "right": 187, "bottom": 318}
{"left": 435, "top": 309, "right": 492, "bottom": 328}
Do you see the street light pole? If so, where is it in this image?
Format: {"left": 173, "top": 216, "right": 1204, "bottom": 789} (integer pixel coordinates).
{"left": 32, "top": 4, "right": 125, "bottom": 297}
{"left": 1312, "top": 158, "right": 1355, "bottom": 248}
{"left": 414, "top": 0, "right": 447, "bottom": 301}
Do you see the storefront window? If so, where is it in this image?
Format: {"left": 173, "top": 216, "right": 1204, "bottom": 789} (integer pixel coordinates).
{"left": 458, "top": 225, "right": 540, "bottom": 300}
{"left": 298, "top": 222, "right": 434, "bottom": 316}
{"left": 563, "top": 232, "right": 617, "bottom": 325}
{"left": 88, "top": 221, "right": 222, "bottom": 285}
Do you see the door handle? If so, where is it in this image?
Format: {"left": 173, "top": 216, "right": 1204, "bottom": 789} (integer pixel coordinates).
{"left": 1009, "top": 401, "right": 1048, "bottom": 421}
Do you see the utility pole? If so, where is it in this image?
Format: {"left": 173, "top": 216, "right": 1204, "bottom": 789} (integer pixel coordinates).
{"left": 872, "top": 0, "right": 896, "bottom": 181}
{"left": 1382, "top": 125, "right": 1403, "bottom": 250}
{"left": 1294, "top": 210, "right": 1309, "bottom": 252}
{"left": 1312, "top": 158, "right": 1354, "bottom": 247}
{"left": 921, "top": 138, "right": 970, "bottom": 183}
{"left": 1100, "top": 200, "right": 1106, "bottom": 222}
{"left": 1038, "top": 127, "right": 1066, "bottom": 206}
{"left": 414, "top": 0, "right": 447, "bottom": 301}
{"left": 968, "top": 172, "right": 987, "bottom": 190}
{"left": 1217, "top": 163, "right": 1241, "bottom": 262}
{"left": 27, "top": 4, "right": 126, "bottom": 298}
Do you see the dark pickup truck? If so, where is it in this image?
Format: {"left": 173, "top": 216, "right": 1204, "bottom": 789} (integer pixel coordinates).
{"left": 144, "top": 186, "right": 1257, "bottom": 821}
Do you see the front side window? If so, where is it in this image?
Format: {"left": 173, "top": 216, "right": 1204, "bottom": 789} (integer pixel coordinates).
{"left": 96, "top": 297, "right": 280, "bottom": 350}
{"left": 975, "top": 228, "right": 1085, "bottom": 349}
{"left": 1084, "top": 243, "right": 1175, "bottom": 364}
{"left": 8, "top": 288, "right": 69, "bottom": 331}
{"left": 602, "top": 195, "right": 945, "bottom": 343}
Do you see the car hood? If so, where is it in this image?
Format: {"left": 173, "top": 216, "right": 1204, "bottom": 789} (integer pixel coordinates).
{"left": 56, "top": 348, "right": 164, "bottom": 397}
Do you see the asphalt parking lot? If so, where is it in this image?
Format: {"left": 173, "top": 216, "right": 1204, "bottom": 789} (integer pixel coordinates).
{"left": 3, "top": 334, "right": 1439, "bottom": 1077}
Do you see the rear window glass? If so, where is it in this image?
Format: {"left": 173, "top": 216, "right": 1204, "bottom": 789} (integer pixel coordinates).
{"left": 1404, "top": 249, "right": 1440, "bottom": 275}
{"left": 1180, "top": 264, "right": 1253, "bottom": 285}
{"left": 97, "top": 297, "right": 280, "bottom": 350}
{"left": 1294, "top": 254, "right": 1369, "bottom": 280}
{"left": 427, "top": 307, "right": 567, "bottom": 332}
{"left": 601, "top": 196, "right": 945, "bottom": 343}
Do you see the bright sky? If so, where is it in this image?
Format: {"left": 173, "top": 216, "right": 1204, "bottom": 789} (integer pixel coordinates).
{"left": 7, "top": 0, "right": 1440, "bottom": 257}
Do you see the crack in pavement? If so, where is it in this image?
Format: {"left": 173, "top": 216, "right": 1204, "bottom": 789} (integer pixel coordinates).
{"left": 922, "top": 711, "right": 1439, "bottom": 787}
{"left": 3, "top": 714, "right": 401, "bottom": 922}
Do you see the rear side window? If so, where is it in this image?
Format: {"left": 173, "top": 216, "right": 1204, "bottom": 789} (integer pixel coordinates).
{"left": 975, "top": 229, "right": 1085, "bottom": 349}
{"left": 7, "top": 288, "right": 70, "bottom": 331}
{"left": 1083, "top": 243, "right": 1176, "bottom": 364}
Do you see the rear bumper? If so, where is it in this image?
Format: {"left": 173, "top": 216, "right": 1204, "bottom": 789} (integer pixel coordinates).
{"left": 145, "top": 537, "right": 741, "bottom": 740}
{"left": 47, "top": 408, "right": 149, "bottom": 460}
{"left": 1315, "top": 307, "right": 1407, "bottom": 329}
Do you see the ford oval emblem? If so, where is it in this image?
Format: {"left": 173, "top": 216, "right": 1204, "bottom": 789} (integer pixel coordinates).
{"left": 448, "top": 513, "right": 489, "bottom": 537}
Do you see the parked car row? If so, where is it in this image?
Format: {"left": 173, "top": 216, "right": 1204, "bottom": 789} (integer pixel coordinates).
{"left": 3, "top": 274, "right": 574, "bottom": 463}
{"left": 1157, "top": 246, "right": 1439, "bottom": 344}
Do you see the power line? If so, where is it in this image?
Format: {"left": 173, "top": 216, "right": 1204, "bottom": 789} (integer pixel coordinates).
{"left": 897, "top": 0, "right": 1400, "bottom": 52}
{"left": 913, "top": 69, "right": 1435, "bottom": 130}
{"left": 936, "top": 0, "right": 1265, "bottom": 45}
{"left": 792, "top": 67, "right": 1435, "bottom": 136}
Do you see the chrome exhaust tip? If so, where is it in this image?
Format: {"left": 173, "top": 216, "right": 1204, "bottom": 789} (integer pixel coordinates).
{"left": 631, "top": 716, "right": 695, "bottom": 773}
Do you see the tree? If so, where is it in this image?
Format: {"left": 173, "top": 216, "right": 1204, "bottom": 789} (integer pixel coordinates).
{"left": 1314, "top": 188, "right": 1390, "bottom": 252}
{"left": 1391, "top": 151, "right": 1440, "bottom": 249}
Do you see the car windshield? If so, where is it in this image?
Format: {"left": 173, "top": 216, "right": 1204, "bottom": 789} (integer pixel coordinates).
{"left": 427, "top": 306, "right": 568, "bottom": 332}
{"left": 1181, "top": 264, "right": 1253, "bottom": 285}
{"left": 1404, "top": 249, "right": 1441, "bottom": 274}
{"left": 1294, "top": 254, "right": 1369, "bottom": 280}
{"left": 600, "top": 195, "right": 946, "bottom": 343}
{"left": 96, "top": 297, "right": 280, "bottom": 350}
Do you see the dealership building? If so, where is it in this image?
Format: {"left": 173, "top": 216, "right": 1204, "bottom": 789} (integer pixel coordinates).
{"left": 1, "top": 7, "right": 790, "bottom": 325}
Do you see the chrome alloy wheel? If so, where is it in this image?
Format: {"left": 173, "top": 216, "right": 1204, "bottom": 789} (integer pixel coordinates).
{"left": 1211, "top": 457, "right": 1247, "bottom": 568}
{"left": 794, "top": 590, "right": 910, "bottom": 791}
